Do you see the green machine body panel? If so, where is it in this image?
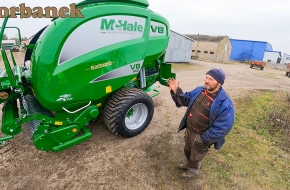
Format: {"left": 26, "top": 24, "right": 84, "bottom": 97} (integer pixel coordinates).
{"left": 0, "top": 0, "right": 175, "bottom": 151}
{"left": 30, "top": 2, "right": 171, "bottom": 111}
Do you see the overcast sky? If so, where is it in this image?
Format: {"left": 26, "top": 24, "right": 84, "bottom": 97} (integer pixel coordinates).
{"left": 1, "top": 0, "right": 290, "bottom": 54}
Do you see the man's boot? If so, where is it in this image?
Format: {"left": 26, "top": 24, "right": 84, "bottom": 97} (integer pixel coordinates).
{"left": 176, "top": 162, "right": 189, "bottom": 170}
{"left": 179, "top": 167, "right": 198, "bottom": 179}
{"left": 179, "top": 160, "right": 201, "bottom": 179}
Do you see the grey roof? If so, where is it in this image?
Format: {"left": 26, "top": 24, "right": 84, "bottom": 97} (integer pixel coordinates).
{"left": 170, "top": 30, "right": 195, "bottom": 41}
{"left": 183, "top": 34, "right": 228, "bottom": 42}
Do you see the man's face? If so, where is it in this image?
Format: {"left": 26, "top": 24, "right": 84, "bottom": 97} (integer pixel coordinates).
{"left": 204, "top": 74, "right": 221, "bottom": 92}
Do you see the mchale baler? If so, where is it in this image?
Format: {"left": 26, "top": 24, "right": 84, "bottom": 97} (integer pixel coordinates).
{"left": 0, "top": 0, "right": 175, "bottom": 152}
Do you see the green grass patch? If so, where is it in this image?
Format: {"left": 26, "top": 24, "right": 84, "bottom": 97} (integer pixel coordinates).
{"left": 199, "top": 90, "right": 290, "bottom": 189}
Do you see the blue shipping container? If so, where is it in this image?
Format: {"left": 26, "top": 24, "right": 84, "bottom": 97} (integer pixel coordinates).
{"left": 230, "top": 39, "right": 273, "bottom": 62}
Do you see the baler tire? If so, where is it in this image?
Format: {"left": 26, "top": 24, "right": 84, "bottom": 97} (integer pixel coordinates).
{"left": 261, "top": 66, "right": 264, "bottom": 70}
{"left": 250, "top": 64, "right": 253, "bottom": 68}
{"left": 286, "top": 72, "right": 289, "bottom": 76}
{"left": 104, "top": 88, "right": 154, "bottom": 137}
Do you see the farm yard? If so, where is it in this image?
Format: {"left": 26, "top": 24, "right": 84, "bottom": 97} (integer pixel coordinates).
{"left": 1, "top": 51, "right": 290, "bottom": 190}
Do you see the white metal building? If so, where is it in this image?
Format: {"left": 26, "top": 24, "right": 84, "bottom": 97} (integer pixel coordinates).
{"left": 165, "top": 30, "right": 194, "bottom": 63}
{"left": 263, "top": 50, "right": 282, "bottom": 63}
{"left": 282, "top": 54, "right": 290, "bottom": 64}
{"left": 1, "top": 40, "right": 16, "bottom": 50}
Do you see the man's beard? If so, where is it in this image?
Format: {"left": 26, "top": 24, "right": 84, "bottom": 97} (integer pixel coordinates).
{"left": 204, "top": 82, "right": 219, "bottom": 92}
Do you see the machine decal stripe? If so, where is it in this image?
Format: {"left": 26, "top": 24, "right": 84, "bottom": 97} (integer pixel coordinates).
{"left": 90, "top": 60, "right": 144, "bottom": 83}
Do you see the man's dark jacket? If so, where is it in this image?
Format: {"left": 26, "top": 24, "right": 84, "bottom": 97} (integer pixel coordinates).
{"left": 171, "top": 86, "right": 235, "bottom": 150}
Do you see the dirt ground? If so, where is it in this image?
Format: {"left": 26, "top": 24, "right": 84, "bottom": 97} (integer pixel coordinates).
{"left": 1, "top": 52, "right": 290, "bottom": 190}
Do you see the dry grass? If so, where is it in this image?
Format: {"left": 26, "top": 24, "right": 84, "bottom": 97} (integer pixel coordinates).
{"left": 137, "top": 90, "right": 290, "bottom": 189}
{"left": 220, "top": 90, "right": 290, "bottom": 189}
{"left": 171, "top": 62, "right": 203, "bottom": 70}
{"left": 268, "top": 91, "right": 290, "bottom": 151}
{"left": 154, "top": 90, "right": 289, "bottom": 189}
{"left": 254, "top": 71, "right": 280, "bottom": 79}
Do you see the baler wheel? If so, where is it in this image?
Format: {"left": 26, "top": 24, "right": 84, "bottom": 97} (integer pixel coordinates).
{"left": 286, "top": 72, "right": 289, "bottom": 76}
{"left": 104, "top": 88, "right": 154, "bottom": 137}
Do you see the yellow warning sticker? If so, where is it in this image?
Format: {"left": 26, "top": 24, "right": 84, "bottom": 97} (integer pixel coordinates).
{"left": 97, "top": 103, "right": 102, "bottom": 107}
{"left": 106, "top": 86, "right": 112, "bottom": 93}
{"left": 55, "top": 122, "right": 63, "bottom": 126}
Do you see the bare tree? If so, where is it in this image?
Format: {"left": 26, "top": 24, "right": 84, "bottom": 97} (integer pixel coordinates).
{"left": 3, "top": 33, "right": 8, "bottom": 40}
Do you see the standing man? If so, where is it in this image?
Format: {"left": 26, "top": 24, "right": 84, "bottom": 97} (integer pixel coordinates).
{"left": 167, "top": 68, "right": 234, "bottom": 179}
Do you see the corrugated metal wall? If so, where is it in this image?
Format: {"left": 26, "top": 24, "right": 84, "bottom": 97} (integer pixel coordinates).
{"left": 230, "top": 40, "right": 252, "bottom": 61}
{"left": 265, "top": 43, "right": 273, "bottom": 51}
{"left": 263, "top": 51, "right": 281, "bottom": 63}
{"left": 165, "top": 31, "right": 193, "bottom": 63}
{"left": 282, "top": 54, "right": 290, "bottom": 64}
{"left": 230, "top": 39, "right": 273, "bottom": 62}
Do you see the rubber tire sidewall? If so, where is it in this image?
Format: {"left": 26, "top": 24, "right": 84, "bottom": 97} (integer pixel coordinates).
{"left": 104, "top": 88, "right": 154, "bottom": 138}
{"left": 118, "top": 95, "right": 154, "bottom": 137}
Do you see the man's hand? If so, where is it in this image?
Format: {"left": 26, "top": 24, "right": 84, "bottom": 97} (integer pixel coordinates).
{"left": 167, "top": 78, "right": 180, "bottom": 94}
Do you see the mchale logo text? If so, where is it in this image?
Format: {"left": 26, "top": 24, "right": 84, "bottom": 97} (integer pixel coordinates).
{"left": 0, "top": 3, "right": 83, "bottom": 18}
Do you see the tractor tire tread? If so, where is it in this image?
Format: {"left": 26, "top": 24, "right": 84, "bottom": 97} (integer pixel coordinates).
{"left": 103, "top": 88, "right": 153, "bottom": 137}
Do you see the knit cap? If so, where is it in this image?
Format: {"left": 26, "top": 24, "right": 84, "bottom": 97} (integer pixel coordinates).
{"left": 206, "top": 68, "right": 226, "bottom": 85}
